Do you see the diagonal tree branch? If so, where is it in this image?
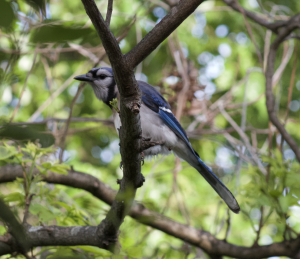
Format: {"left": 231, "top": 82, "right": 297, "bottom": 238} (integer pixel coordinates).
{"left": 222, "top": 0, "right": 289, "bottom": 33}
{"left": 0, "top": 198, "right": 30, "bottom": 255}
{"left": 265, "top": 14, "right": 300, "bottom": 162}
{"left": 125, "top": 0, "right": 205, "bottom": 69}
{"left": 1, "top": 165, "right": 300, "bottom": 258}
{"left": 105, "top": 0, "right": 113, "bottom": 27}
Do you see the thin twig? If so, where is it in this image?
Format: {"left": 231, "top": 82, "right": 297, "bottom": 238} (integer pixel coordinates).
{"left": 187, "top": 126, "right": 270, "bottom": 136}
{"left": 40, "top": 56, "right": 53, "bottom": 92}
{"left": 172, "top": 36, "right": 190, "bottom": 121}
{"left": 219, "top": 103, "right": 267, "bottom": 174}
{"left": 272, "top": 39, "right": 294, "bottom": 88}
{"left": 222, "top": 0, "right": 288, "bottom": 33}
{"left": 232, "top": 0, "right": 263, "bottom": 67}
{"left": 224, "top": 209, "right": 231, "bottom": 242}
{"left": 105, "top": 0, "right": 113, "bottom": 27}
{"left": 7, "top": 117, "right": 114, "bottom": 126}
{"left": 281, "top": 42, "right": 298, "bottom": 151}
{"left": 135, "top": 21, "right": 143, "bottom": 80}
{"left": 265, "top": 14, "right": 300, "bottom": 162}
{"left": 59, "top": 83, "right": 85, "bottom": 163}
{"left": 58, "top": 50, "right": 106, "bottom": 163}
{"left": 235, "top": 75, "right": 249, "bottom": 189}
{"left": 263, "top": 29, "right": 272, "bottom": 72}
{"left": 253, "top": 206, "right": 264, "bottom": 246}
{"left": 283, "top": 42, "right": 298, "bottom": 124}
{"left": 28, "top": 63, "right": 89, "bottom": 122}
{"left": 23, "top": 194, "right": 35, "bottom": 224}
{"left": 10, "top": 48, "right": 38, "bottom": 122}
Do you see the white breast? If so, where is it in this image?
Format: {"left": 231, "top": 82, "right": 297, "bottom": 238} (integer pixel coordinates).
{"left": 112, "top": 104, "right": 178, "bottom": 158}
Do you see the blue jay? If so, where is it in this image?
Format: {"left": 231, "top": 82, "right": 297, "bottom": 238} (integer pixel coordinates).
{"left": 74, "top": 67, "right": 240, "bottom": 213}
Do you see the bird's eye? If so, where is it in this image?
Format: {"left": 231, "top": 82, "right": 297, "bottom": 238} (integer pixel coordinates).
{"left": 99, "top": 75, "right": 107, "bottom": 80}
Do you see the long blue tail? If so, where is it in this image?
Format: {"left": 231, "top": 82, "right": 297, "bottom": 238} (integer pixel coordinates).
{"left": 194, "top": 154, "right": 240, "bottom": 214}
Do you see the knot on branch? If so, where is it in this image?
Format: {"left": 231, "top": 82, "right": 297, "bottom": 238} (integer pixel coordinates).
{"left": 131, "top": 102, "right": 140, "bottom": 114}
{"left": 134, "top": 173, "right": 145, "bottom": 188}
{"left": 96, "top": 220, "right": 121, "bottom": 253}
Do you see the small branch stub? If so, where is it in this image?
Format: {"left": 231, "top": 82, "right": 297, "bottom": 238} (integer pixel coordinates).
{"left": 131, "top": 103, "right": 140, "bottom": 114}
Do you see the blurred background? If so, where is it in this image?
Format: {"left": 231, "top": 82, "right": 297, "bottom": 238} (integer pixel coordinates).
{"left": 0, "top": 0, "right": 300, "bottom": 258}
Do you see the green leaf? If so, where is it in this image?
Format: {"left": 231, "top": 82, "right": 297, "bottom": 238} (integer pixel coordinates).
{"left": 0, "top": 225, "right": 6, "bottom": 235}
{"left": 42, "top": 162, "right": 52, "bottom": 169}
{"left": 53, "top": 201, "right": 72, "bottom": 212}
{"left": 29, "top": 203, "right": 46, "bottom": 215}
{"left": 26, "top": 142, "right": 38, "bottom": 153}
{"left": 30, "top": 22, "right": 95, "bottom": 43}
{"left": 286, "top": 173, "right": 300, "bottom": 186}
{"left": 112, "top": 255, "right": 124, "bottom": 259}
{"left": 29, "top": 203, "right": 57, "bottom": 222}
{"left": 36, "top": 165, "right": 47, "bottom": 175}
{"left": 126, "top": 246, "right": 143, "bottom": 258}
{"left": 75, "top": 246, "right": 112, "bottom": 256}
{"left": 39, "top": 209, "right": 56, "bottom": 222}
{"left": 15, "top": 177, "right": 24, "bottom": 184}
{"left": 50, "top": 164, "right": 70, "bottom": 175}
{"left": 269, "top": 190, "right": 281, "bottom": 198}
{"left": 0, "top": 0, "right": 15, "bottom": 29}
{"left": 0, "top": 146, "right": 18, "bottom": 160}
{"left": 3, "top": 192, "right": 24, "bottom": 203}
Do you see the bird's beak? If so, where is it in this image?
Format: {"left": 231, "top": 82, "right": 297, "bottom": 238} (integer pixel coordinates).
{"left": 74, "top": 74, "right": 93, "bottom": 82}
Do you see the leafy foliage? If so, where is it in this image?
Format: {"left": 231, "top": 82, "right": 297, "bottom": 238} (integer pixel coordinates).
{"left": 0, "top": 0, "right": 300, "bottom": 258}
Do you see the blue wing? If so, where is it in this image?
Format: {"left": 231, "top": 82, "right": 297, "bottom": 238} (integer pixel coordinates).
{"left": 138, "top": 81, "right": 194, "bottom": 153}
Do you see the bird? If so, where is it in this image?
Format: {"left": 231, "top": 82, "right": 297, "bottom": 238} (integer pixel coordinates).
{"left": 74, "top": 67, "right": 240, "bottom": 214}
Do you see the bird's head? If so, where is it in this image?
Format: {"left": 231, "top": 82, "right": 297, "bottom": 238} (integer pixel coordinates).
{"left": 74, "top": 67, "right": 117, "bottom": 106}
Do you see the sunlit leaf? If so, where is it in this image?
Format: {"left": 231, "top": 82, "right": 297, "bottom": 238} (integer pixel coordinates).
{"left": 0, "top": 146, "right": 17, "bottom": 160}
{"left": 42, "top": 162, "right": 52, "bottom": 169}
{"left": 75, "top": 246, "right": 112, "bottom": 256}
{"left": 3, "top": 192, "right": 24, "bottom": 203}
{"left": 126, "top": 246, "right": 143, "bottom": 258}
{"left": 50, "top": 164, "right": 70, "bottom": 175}
{"left": 0, "top": 225, "right": 6, "bottom": 235}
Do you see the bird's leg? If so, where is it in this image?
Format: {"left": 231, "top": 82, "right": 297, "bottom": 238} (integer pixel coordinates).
{"left": 118, "top": 133, "right": 123, "bottom": 170}
{"left": 140, "top": 151, "right": 144, "bottom": 166}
